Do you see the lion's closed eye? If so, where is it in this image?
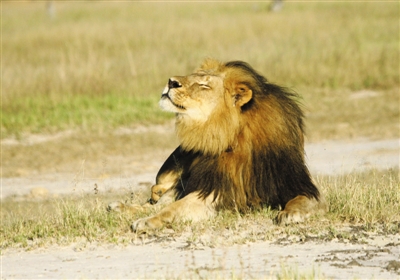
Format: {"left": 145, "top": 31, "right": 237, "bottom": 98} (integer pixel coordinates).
{"left": 199, "top": 84, "right": 211, "bottom": 89}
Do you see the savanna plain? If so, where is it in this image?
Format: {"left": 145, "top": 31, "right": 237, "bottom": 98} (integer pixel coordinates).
{"left": 1, "top": 2, "right": 399, "bottom": 279}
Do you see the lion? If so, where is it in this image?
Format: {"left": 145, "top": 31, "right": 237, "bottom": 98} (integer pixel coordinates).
{"left": 109, "top": 59, "right": 327, "bottom": 232}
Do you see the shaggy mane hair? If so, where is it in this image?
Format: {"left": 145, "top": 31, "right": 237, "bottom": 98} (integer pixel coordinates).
{"left": 174, "top": 60, "right": 320, "bottom": 212}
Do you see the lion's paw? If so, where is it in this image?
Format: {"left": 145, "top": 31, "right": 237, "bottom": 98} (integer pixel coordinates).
{"left": 131, "top": 218, "right": 147, "bottom": 233}
{"left": 131, "top": 216, "right": 163, "bottom": 233}
{"left": 107, "top": 201, "right": 125, "bottom": 212}
{"left": 150, "top": 184, "right": 169, "bottom": 203}
{"left": 276, "top": 210, "right": 305, "bottom": 225}
{"left": 107, "top": 201, "right": 142, "bottom": 214}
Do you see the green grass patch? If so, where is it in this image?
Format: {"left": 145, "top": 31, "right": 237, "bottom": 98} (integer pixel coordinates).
{"left": 2, "top": 94, "right": 172, "bottom": 137}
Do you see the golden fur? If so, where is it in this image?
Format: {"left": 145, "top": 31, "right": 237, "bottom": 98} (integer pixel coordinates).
{"left": 109, "top": 59, "right": 327, "bottom": 232}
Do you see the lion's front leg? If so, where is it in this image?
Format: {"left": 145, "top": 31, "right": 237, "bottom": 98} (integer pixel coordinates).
{"left": 107, "top": 152, "right": 183, "bottom": 214}
{"left": 276, "top": 195, "right": 328, "bottom": 225}
{"left": 132, "top": 192, "right": 216, "bottom": 233}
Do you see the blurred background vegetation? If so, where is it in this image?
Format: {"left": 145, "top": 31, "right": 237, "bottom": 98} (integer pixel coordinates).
{"left": 2, "top": 1, "right": 399, "bottom": 139}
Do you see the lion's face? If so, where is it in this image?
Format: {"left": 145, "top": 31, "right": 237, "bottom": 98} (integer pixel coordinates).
{"left": 160, "top": 59, "right": 254, "bottom": 124}
{"left": 159, "top": 73, "right": 225, "bottom": 122}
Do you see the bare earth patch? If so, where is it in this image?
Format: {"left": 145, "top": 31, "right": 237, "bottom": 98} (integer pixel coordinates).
{"left": 2, "top": 234, "right": 399, "bottom": 279}
{"left": 1, "top": 130, "right": 399, "bottom": 279}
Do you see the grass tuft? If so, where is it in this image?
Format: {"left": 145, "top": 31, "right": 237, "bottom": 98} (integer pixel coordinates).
{"left": 321, "top": 169, "right": 400, "bottom": 225}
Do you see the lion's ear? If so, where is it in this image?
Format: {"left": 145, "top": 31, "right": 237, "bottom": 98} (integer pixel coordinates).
{"left": 233, "top": 84, "right": 253, "bottom": 108}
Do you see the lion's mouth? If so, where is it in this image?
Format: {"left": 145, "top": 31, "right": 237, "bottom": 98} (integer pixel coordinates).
{"left": 161, "top": 94, "right": 186, "bottom": 110}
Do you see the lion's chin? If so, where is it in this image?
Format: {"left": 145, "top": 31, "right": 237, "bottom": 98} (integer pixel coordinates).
{"left": 159, "top": 95, "right": 186, "bottom": 112}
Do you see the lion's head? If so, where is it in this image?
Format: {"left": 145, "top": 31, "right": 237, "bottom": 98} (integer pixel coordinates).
{"left": 160, "top": 59, "right": 253, "bottom": 118}
{"left": 160, "top": 59, "right": 304, "bottom": 156}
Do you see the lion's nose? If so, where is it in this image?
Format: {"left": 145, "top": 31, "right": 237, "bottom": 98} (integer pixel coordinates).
{"left": 168, "top": 78, "right": 182, "bottom": 89}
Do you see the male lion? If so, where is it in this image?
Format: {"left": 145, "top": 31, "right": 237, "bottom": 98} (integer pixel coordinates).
{"left": 110, "top": 59, "right": 327, "bottom": 232}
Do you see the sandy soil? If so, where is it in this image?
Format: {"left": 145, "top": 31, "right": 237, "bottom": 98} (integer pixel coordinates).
{"left": 1, "top": 135, "right": 399, "bottom": 279}
{"left": 2, "top": 235, "right": 400, "bottom": 279}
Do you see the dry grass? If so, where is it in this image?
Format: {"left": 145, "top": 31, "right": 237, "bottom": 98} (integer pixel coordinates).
{"left": 1, "top": 128, "right": 178, "bottom": 177}
{"left": 304, "top": 87, "right": 399, "bottom": 141}
{"left": 1, "top": 193, "right": 137, "bottom": 248}
{"left": 2, "top": 2, "right": 399, "bottom": 139}
{"left": 1, "top": 169, "right": 398, "bottom": 250}
{"left": 321, "top": 169, "right": 400, "bottom": 226}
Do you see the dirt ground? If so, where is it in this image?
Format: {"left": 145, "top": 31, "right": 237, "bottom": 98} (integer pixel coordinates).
{"left": 1, "top": 128, "right": 399, "bottom": 279}
{"left": 2, "top": 235, "right": 400, "bottom": 279}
